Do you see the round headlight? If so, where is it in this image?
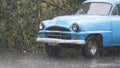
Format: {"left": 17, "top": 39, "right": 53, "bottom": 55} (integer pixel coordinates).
{"left": 72, "top": 23, "right": 79, "bottom": 32}
{"left": 39, "top": 23, "right": 44, "bottom": 30}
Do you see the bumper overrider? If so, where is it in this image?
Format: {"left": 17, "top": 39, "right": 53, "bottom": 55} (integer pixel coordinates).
{"left": 36, "top": 38, "right": 86, "bottom": 45}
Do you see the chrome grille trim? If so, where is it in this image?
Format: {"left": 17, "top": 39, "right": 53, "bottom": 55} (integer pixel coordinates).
{"left": 45, "top": 32, "right": 71, "bottom": 39}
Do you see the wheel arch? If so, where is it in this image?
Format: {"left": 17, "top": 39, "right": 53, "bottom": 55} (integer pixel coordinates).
{"left": 85, "top": 34, "right": 103, "bottom": 47}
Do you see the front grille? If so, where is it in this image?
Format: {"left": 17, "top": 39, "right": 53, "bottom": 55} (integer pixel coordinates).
{"left": 45, "top": 32, "right": 71, "bottom": 39}
{"left": 46, "top": 26, "right": 70, "bottom": 31}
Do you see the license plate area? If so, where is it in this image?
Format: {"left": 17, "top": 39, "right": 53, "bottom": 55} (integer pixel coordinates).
{"left": 49, "top": 43, "right": 59, "bottom": 46}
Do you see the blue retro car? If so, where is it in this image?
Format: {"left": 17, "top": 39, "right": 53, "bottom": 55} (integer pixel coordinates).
{"left": 37, "top": 0, "right": 120, "bottom": 57}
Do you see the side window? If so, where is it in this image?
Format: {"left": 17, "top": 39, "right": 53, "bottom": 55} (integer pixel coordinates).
{"left": 117, "top": 4, "right": 120, "bottom": 15}
{"left": 112, "top": 4, "right": 120, "bottom": 15}
{"left": 112, "top": 7, "right": 118, "bottom": 15}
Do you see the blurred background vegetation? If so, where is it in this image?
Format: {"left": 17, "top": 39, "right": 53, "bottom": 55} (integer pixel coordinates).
{"left": 0, "top": 0, "right": 84, "bottom": 52}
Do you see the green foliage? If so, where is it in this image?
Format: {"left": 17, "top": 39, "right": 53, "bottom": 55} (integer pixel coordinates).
{"left": 0, "top": 0, "right": 40, "bottom": 51}
{"left": 0, "top": 0, "right": 82, "bottom": 51}
{"left": 41, "top": 0, "right": 82, "bottom": 20}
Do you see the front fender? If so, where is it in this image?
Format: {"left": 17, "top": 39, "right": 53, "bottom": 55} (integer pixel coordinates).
{"left": 79, "top": 31, "right": 112, "bottom": 47}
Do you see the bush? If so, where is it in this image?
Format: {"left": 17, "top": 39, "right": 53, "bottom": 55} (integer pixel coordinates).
{"left": 0, "top": 0, "right": 40, "bottom": 51}
{"left": 41, "top": 0, "right": 82, "bottom": 20}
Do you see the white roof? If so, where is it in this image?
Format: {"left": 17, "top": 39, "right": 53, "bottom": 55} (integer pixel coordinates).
{"left": 85, "top": 0, "right": 120, "bottom": 4}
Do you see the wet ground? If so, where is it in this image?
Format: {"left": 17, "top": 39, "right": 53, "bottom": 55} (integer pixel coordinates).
{"left": 0, "top": 48, "right": 120, "bottom": 68}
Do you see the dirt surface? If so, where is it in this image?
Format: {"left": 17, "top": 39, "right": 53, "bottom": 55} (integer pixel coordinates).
{"left": 0, "top": 48, "right": 120, "bottom": 68}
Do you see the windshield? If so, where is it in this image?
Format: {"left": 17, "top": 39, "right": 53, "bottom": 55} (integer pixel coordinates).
{"left": 76, "top": 2, "right": 112, "bottom": 16}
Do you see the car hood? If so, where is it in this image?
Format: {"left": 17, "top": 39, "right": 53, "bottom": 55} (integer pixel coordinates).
{"left": 43, "top": 15, "right": 110, "bottom": 30}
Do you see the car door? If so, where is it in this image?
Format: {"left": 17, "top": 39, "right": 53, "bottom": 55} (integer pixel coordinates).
{"left": 111, "top": 4, "right": 120, "bottom": 46}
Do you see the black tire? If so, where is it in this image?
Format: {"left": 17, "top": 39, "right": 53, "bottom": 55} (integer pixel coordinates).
{"left": 45, "top": 44, "right": 61, "bottom": 57}
{"left": 82, "top": 35, "right": 102, "bottom": 58}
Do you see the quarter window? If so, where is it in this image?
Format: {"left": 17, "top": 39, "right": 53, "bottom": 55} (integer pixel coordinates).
{"left": 112, "top": 4, "right": 120, "bottom": 15}
{"left": 117, "top": 4, "right": 120, "bottom": 15}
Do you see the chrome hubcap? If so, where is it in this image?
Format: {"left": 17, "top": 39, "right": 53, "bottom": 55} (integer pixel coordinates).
{"left": 88, "top": 41, "right": 97, "bottom": 55}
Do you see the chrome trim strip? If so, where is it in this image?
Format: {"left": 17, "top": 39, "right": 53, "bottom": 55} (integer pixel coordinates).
{"left": 36, "top": 38, "right": 85, "bottom": 45}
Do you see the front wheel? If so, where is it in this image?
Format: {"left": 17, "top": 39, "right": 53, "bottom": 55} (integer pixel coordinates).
{"left": 82, "top": 35, "right": 102, "bottom": 58}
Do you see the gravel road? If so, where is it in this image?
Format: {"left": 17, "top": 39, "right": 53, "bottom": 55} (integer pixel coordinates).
{"left": 0, "top": 47, "right": 120, "bottom": 68}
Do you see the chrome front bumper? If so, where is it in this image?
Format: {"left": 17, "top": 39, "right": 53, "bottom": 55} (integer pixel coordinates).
{"left": 36, "top": 38, "right": 85, "bottom": 45}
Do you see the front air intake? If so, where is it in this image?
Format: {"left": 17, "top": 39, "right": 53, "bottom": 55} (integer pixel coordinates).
{"left": 46, "top": 26, "right": 70, "bottom": 31}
